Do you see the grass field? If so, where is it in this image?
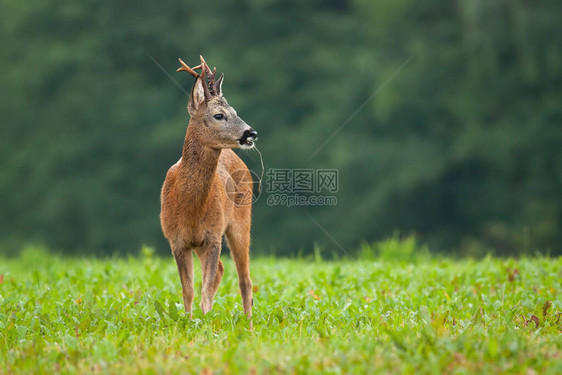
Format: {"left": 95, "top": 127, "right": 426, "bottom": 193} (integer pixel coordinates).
{"left": 1, "top": 242, "right": 561, "bottom": 374}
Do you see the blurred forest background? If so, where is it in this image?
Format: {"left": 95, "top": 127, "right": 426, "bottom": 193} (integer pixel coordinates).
{"left": 1, "top": 0, "right": 561, "bottom": 256}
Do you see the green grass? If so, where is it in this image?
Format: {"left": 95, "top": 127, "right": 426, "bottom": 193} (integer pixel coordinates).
{"left": 1, "top": 244, "right": 561, "bottom": 374}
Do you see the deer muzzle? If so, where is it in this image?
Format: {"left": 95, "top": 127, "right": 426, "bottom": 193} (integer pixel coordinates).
{"left": 239, "top": 128, "right": 258, "bottom": 149}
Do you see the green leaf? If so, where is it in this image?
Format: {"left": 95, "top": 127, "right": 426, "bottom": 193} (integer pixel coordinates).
{"left": 168, "top": 299, "right": 179, "bottom": 321}
{"left": 154, "top": 301, "right": 167, "bottom": 320}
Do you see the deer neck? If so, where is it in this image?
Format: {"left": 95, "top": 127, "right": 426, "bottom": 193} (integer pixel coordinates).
{"left": 179, "top": 124, "right": 221, "bottom": 212}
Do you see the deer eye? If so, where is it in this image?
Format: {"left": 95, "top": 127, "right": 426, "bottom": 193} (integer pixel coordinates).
{"left": 213, "top": 114, "right": 225, "bottom": 120}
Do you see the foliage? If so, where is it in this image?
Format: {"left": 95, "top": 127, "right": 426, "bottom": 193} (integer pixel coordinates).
{"left": 359, "top": 233, "right": 430, "bottom": 262}
{"left": 1, "top": 246, "right": 561, "bottom": 373}
{"left": 0, "top": 0, "right": 561, "bottom": 255}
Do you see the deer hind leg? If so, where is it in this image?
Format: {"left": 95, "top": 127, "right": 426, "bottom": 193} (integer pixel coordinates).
{"left": 172, "top": 246, "right": 194, "bottom": 315}
{"left": 196, "top": 242, "right": 223, "bottom": 314}
{"left": 225, "top": 223, "right": 253, "bottom": 320}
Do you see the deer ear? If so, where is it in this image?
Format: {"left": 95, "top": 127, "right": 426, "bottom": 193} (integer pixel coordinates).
{"left": 188, "top": 75, "right": 206, "bottom": 114}
{"left": 215, "top": 73, "right": 224, "bottom": 97}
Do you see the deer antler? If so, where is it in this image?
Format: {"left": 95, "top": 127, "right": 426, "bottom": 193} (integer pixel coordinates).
{"left": 177, "top": 55, "right": 222, "bottom": 99}
{"left": 200, "top": 55, "right": 220, "bottom": 97}
{"left": 198, "top": 56, "right": 212, "bottom": 99}
{"left": 177, "top": 58, "right": 198, "bottom": 77}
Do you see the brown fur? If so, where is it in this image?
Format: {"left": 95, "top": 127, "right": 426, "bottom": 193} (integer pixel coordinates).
{"left": 160, "top": 73, "right": 254, "bottom": 322}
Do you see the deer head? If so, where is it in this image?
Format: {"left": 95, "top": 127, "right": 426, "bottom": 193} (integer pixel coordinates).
{"left": 178, "top": 56, "right": 257, "bottom": 149}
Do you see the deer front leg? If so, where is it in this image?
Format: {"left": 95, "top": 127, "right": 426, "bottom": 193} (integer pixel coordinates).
{"left": 225, "top": 225, "right": 253, "bottom": 321}
{"left": 196, "top": 241, "right": 223, "bottom": 314}
{"left": 173, "top": 247, "right": 194, "bottom": 315}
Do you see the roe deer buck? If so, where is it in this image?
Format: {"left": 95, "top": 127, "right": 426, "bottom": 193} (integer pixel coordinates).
{"left": 160, "top": 56, "right": 257, "bottom": 322}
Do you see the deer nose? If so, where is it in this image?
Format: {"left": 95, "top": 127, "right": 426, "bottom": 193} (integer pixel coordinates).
{"left": 244, "top": 129, "right": 258, "bottom": 140}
